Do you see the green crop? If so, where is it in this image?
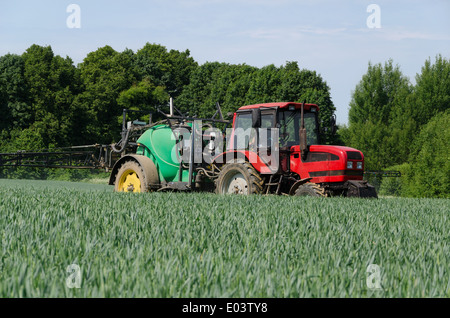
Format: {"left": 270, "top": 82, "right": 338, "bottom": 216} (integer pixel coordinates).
{"left": 0, "top": 179, "right": 448, "bottom": 297}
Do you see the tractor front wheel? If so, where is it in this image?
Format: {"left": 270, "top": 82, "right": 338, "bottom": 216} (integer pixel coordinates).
{"left": 215, "top": 162, "right": 264, "bottom": 195}
{"left": 294, "top": 183, "right": 326, "bottom": 197}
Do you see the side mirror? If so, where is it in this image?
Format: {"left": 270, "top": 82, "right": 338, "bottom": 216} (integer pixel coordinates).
{"left": 252, "top": 108, "right": 261, "bottom": 128}
{"left": 330, "top": 114, "right": 337, "bottom": 135}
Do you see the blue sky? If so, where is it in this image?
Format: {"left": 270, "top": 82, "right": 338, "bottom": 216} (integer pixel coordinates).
{"left": 1, "top": 0, "right": 449, "bottom": 124}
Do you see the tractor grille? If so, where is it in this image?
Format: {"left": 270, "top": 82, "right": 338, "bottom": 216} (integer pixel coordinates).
{"left": 346, "top": 151, "right": 362, "bottom": 160}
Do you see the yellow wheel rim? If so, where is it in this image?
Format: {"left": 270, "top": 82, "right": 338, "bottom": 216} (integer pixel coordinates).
{"left": 118, "top": 169, "right": 141, "bottom": 193}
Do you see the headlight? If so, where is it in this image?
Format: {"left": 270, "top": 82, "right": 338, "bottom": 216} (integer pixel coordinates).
{"left": 347, "top": 162, "right": 353, "bottom": 169}
{"left": 357, "top": 162, "right": 363, "bottom": 169}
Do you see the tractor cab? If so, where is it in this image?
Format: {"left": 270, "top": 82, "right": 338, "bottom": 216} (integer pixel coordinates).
{"left": 229, "top": 102, "right": 320, "bottom": 172}
{"left": 278, "top": 106, "right": 319, "bottom": 148}
{"left": 230, "top": 102, "right": 319, "bottom": 150}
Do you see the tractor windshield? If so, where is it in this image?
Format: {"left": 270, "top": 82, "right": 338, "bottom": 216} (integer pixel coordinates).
{"left": 279, "top": 110, "right": 319, "bottom": 147}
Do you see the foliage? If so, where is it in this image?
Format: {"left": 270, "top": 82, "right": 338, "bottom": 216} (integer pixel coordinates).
{"left": 413, "top": 54, "right": 450, "bottom": 126}
{"left": 0, "top": 45, "right": 336, "bottom": 153}
{"left": 117, "top": 77, "right": 168, "bottom": 113}
{"left": 0, "top": 128, "right": 47, "bottom": 179}
{"left": 0, "top": 54, "right": 31, "bottom": 131}
{"left": 346, "top": 56, "right": 449, "bottom": 197}
{"left": 176, "top": 61, "right": 337, "bottom": 143}
{"left": 77, "top": 45, "right": 136, "bottom": 144}
{"left": 22, "top": 45, "right": 81, "bottom": 147}
{"left": 345, "top": 59, "right": 413, "bottom": 169}
{"left": 133, "top": 43, "right": 197, "bottom": 98}
{"left": 0, "top": 43, "right": 198, "bottom": 177}
{"left": 378, "top": 163, "right": 411, "bottom": 197}
{"left": 403, "top": 111, "right": 450, "bottom": 198}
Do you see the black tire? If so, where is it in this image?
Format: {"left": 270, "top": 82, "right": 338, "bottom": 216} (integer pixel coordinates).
{"left": 215, "top": 162, "right": 264, "bottom": 195}
{"left": 294, "top": 183, "right": 325, "bottom": 197}
{"left": 114, "top": 160, "right": 149, "bottom": 193}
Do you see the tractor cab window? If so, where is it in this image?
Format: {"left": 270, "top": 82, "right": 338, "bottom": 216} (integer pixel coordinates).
{"left": 233, "top": 111, "right": 275, "bottom": 150}
{"left": 234, "top": 112, "right": 253, "bottom": 150}
{"left": 258, "top": 111, "right": 276, "bottom": 148}
{"left": 279, "top": 110, "right": 319, "bottom": 147}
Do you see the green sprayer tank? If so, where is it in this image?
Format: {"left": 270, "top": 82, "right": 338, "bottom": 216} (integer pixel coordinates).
{"left": 135, "top": 124, "right": 192, "bottom": 183}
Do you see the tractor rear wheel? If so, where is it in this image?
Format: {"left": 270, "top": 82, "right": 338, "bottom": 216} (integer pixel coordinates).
{"left": 294, "top": 183, "right": 326, "bottom": 197}
{"left": 115, "top": 160, "right": 149, "bottom": 193}
{"left": 215, "top": 162, "right": 264, "bottom": 195}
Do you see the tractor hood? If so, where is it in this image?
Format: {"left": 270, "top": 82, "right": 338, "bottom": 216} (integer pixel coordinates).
{"left": 289, "top": 144, "right": 365, "bottom": 182}
{"left": 308, "top": 145, "right": 364, "bottom": 161}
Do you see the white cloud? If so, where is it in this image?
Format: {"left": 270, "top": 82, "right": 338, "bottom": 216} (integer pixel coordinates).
{"left": 380, "top": 29, "right": 450, "bottom": 41}
{"left": 353, "top": 27, "right": 450, "bottom": 41}
{"left": 235, "top": 26, "right": 348, "bottom": 40}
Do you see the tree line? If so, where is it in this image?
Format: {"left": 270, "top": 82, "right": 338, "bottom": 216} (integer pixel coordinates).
{"left": 0, "top": 43, "right": 336, "bottom": 150}
{"left": 0, "top": 43, "right": 448, "bottom": 197}
{"left": 340, "top": 56, "right": 449, "bottom": 198}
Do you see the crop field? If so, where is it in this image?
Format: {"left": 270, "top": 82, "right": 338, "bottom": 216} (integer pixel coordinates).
{"left": 0, "top": 178, "right": 448, "bottom": 298}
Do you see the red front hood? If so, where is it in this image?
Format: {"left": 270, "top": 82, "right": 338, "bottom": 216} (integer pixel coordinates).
{"left": 307, "top": 145, "right": 364, "bottom": 161}
{"left": 289, "top": 144, "right": 365, "bottom": 182}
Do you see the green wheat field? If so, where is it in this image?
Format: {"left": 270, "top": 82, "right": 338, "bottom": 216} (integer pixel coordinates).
{"left": 0, "top": 179, "right": 448, "bottom": 297}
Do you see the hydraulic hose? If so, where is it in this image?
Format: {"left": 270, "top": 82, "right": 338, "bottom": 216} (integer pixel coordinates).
{"left": 111, "top": 129, "right": 130, "bottom": 153}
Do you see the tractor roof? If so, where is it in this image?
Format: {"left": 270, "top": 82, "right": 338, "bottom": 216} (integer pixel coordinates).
{"left": 237, "top": 102, "right": 319, "bottom": 111}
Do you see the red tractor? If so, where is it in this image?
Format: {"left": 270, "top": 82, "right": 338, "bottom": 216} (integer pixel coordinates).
{"left": 211, "top": 102, "right": 377, "bottom": 198}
